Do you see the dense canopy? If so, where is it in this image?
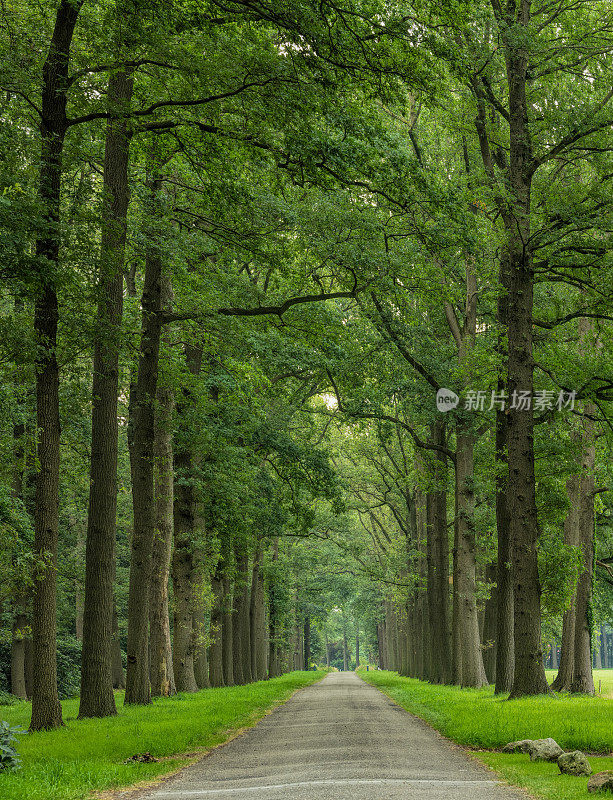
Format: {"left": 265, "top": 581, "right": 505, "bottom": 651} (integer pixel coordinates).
{"left": 0, "top": 0, "right": 612, "bottom": 733}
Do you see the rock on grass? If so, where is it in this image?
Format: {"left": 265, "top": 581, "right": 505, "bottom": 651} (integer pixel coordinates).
{"left": 588, "top": 772, "right": 613, "bottom": 793}
{"left": 502, "top": 740, "right": 533, "bottom": 754}
{"left": 502, "top": 738, "right": 563, "bottom": 762}
{"left": 558, "top": 751, "right": 592, "bottom": 776}
{"left": 526, "top": 739, "right": 564, "bottom": 762}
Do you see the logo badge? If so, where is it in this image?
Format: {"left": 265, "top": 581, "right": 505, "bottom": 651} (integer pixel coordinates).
{"left": 436, "top": 388, "right": 459, "bottom": 412}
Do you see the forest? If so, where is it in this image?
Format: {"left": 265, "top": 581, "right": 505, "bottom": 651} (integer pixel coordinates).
{"left": 0, "top": 0, "right": 613, "bottom": 748}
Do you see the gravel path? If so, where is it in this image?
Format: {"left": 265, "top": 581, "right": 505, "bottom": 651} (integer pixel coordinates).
{"left": 129, "top": 671, "right": 525, "bottom": 800}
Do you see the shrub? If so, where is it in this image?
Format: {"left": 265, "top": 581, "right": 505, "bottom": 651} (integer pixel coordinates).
{"left": 56, "top": 637, "right": 82, "bottom": 699}
{"left": 0, "top": 691, "right": 21, "bottom": 707}
{"left": 0, "top": 721, "right": 25, "bottom": 772}
{"left": 0, "top": 635, "right": 82, "bottom": 700}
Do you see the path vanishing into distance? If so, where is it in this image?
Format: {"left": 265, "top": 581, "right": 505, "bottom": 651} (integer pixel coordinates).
{"left": 129, "top": 672, "right": 525, "bottom": 800}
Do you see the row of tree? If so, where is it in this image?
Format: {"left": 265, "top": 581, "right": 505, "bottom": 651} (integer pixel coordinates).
{"left": 1, "top": 0, "right": 613, "bottom": 732}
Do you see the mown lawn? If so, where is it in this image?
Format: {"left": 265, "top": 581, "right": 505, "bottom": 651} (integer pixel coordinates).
{"left": 545, "top": 668, "right": 613, "bottom": 698}
{"left": 477, "top": 752, "right": 613, "bottom": 800}
{"left": 0, "top": 670, "right": 325, "bottom": 800}
{"left": 361, "top": 669, "right": 613, "bottom": 800}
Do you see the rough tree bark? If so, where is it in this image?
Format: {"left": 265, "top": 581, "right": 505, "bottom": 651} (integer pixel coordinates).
{"left": 222, "top": 573, "right": 234, "bottom": 686}
{"left": 209, "top": 568, "right": 225, "bottom": 687}
{"left": 570, "top": 398, "right": 596, "bottom": 694}
{"left": 454, "top": 427, "right": 488, "bottom": 687}
{"left": 550, "top": 474, "right": 579, "bottom": 692}
{"left": 111, "top": 601, "right": 125, "bottom": 689}
{"left": 482, "top": 562, "right": 498, "bottom": 684}
{"left": 11, "top": 326, "right": 28, "bottom": 701}
{"left": 149, "top": 324, "right": 176, "bottom": 698}
{"left": 125, "top": 176, "right": 164, "bottom": 705}
{"left": 267, "top": 539, "right": 281, "bottom": 678}
{"left": 193, "top": 609, "right": 210, "bottom": 689}
{"left": 425, "top": 426, "right": 451, "bottom": 684}
{"left": 11, "top": 611, "right": 28, "bottom": 700}
{"left": 494, "top": 253, "right": 514, "bottom": 694}
{"left": 171, "top": 343, "right": 203, "bottom": 693}
{"left": 233, "top": 545, "right": 252, "bottom": 684}
{"left": 499, "top": 0, "right": 550, "bottom": 697}
{"left": 79, "top": 66, "right": 133, "bottom": 720}
{"left": 251, "top": 550, "right": 266, "bottom": 680}
{"left": 446, "top": 266, "right": 487, "bottom": 688}
{"left": 303, "top": 616, "right": 311, "bottom": 670}
{"left": 30, "top": 0, "right": 84, "bottom": 732}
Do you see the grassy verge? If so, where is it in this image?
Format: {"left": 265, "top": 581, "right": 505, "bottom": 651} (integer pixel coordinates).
{"left": 360, "top": 670, "right": 613, "bottom": 800}
{"left": 477, "top": 752, "right": 613, "bottom": 800}
{"left": 0, "top": 670, "right": 326, "bottom": 800}
{"left": 545, "top": 669, "right": 613, "bottom": 698}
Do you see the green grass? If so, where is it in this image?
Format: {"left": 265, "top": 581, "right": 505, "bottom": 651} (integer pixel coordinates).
{"left": 360, "top": 670, "right": 613, "bottom": 800}
{"left": 0, "top": 670, "right": 326, "bottom": 800}
{"left": 545, "top": 668, "right": 613, "bottom": 698}
{"left": 476, "top": 752, "right": 613, "bottom": 800}
{"left": 360, "top": 669, "right": 613, "bottom": 752}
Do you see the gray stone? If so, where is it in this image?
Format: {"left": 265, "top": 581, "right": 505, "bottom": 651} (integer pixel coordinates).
{"left": 557, "top": 750, "right": 592, "bottom": 776}
{"left": 502, "top": 739, "right": 533, "bottom": 754}
{"left": 526, "top": 738, "right": 564, "bottom": 762}
{"left": 588, "top": 772, "right": 613, "bottom": 793}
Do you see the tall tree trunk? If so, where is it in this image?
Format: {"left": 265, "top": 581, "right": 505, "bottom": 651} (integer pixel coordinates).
{"left": 267, "top": 539, "right": 280, "bottom": 678}
{"left": 292, "top": 623, "right": 302, "bottom": 670}
{"left": 233, "top": 545, "right": 251, "bottom": 685}
{"left": 171, "top": 540, "right": 196, "bottom": 693}
{"left": 222, "top": 574, "right": 234, "bottom": 686}
{"left": 570, "top": 400, "right": 596, "bottom": 694}
{"left": 75, "top": 523, "right": 84, "bottom": 641}
{"left": 376, "top": 621, "right": 384, "bottom": 668}
{"left": 495, "top": 385, "right": 514, "bottom": 693}
{"left": 11, "top": 611, "right": 28, "bottom": 700}
{"left": 24, "top": 637, "right": 33, "bottom": 698}
{"left": 303, "top": 616, "right": 311, "bottom": 670}
{"left": 425, "top": 428, "right": 451, "bottom": 684}
{"left": 125, "top": 177, "right": 164, "bottom": 705}
{"left": 551, "top": 474, "right": 579, "bottom": 691}
{"left": 149, "top": 351, "right": 176, "bottom": 698}
{"left": 171, "top": 550, "right": 198, "bottom": 692}
{"left": 30, "top": 0, "right": 84, "bottom": 732}
{"left": 254, "top": 571, "right": 268, "bottom": 679}
{"left": 454, "top": 429, "right": 488, "bottom": 687}
{"left": 236, "top": 549, "right": 253, "bottom": 683}
{"left": 403, "top": 600, "right": 413, "bottom": 677}
{"left": 193, "top": 609, "right": 210, "bottom": 689}
{"left": 501, "top": 1, "right": 550, "bottom": 699}
{"left": 209, "top": 570, "right": 225, "bottom": 687}
{"left": 171, "top": 344, "right": 203, "bottom": 693}
{"left": 416, "top": 566, "right": 428, "bottom": 679}
{"left": 250, "top": 548, "right": 261, "bottom": 680}
{"left": 492, "top": 244, "right": 514, "bottom": 693}
{"left": 482, "top": 562, "right": 498, "bottom": 684}
{"left": 355, "top": 626, "right": 360, "bottom": 668}
{"left": 111, "top": 600, "right": 125, "bottom": 689}
{"left": 451, "top": 504, "right": 461, "bottom": 685}
{"left": 79, "top": 67, "right": 133, "bottom": 719}
{"left": 11, "top": 335, "right": 29, "bottom": 701}
{"left": 384, "top": 601, "right": 396, "bottom": 670}
{"left": 550, "top": 641, "right": 559, "bottom": 670}
{"left": 448, "top": 261, "right": 487, "bottom": 688}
